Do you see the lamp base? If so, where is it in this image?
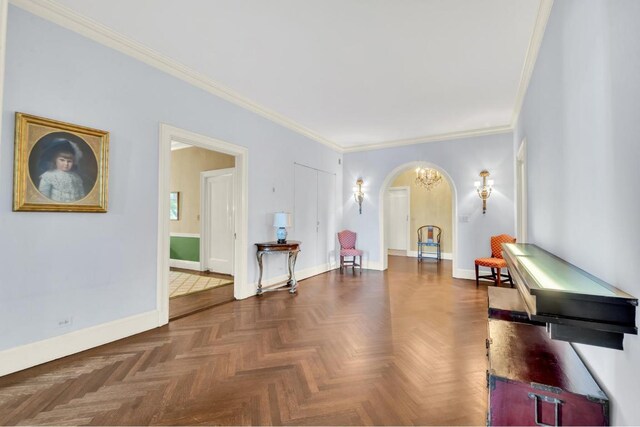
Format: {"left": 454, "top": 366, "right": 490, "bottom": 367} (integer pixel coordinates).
{"left": 276, "top": 227, "right": 287, "bottom": 244}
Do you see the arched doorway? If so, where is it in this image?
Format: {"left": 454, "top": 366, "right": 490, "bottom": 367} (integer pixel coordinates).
{"left": 379, "top": 161, "right": 458, "bottom": 273}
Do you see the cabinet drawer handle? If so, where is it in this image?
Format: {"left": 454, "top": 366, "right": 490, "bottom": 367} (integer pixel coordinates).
{"left": 528, "top": 393, "right": 563, "bottom": 427}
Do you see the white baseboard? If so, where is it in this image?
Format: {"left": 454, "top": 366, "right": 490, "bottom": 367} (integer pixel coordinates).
{"left": 454, "top": 268, "right": 476, "bottom": 280}
{"left": 169, "top": 259, "right": 203, "bottom": 271}
{"left": 241, "top": 263, "right": 341, "bottom": 298}
{"left": 366, "top": 260, "right": 385, "bottom": 271}
{"left": 406, "top": 250, "right": 452, "bottom": 260}
{"left": 0, "top": 310, "right": 160, "bottom": 377}
{"left": 454, "top": 267, "right": 495, "bottom": 280}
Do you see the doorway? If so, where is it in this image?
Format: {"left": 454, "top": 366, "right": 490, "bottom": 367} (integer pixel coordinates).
{"left": 387, "top": 187, "right": 410, "bottom": 256}
{"left": 379, "top": 162, "right": 458, "bottom": 274}
{"left": 157, "top": 124, "right": 248, "bottom": 325}
{"left": 168, "top": 144, "right": 235, "bottom": 319}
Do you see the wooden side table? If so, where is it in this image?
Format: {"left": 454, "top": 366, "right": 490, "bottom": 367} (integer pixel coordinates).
{"left": 255, "top": 241, "right": 301, "bottom": 295}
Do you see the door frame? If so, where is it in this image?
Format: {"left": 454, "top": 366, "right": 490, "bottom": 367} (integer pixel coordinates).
{"left": 516, "top": 138, "right": 528, "bottom": 243}
{"left": 200, "top": 168, "right": 236, "bottom": 273}
{"left": 387, "top": 186, "right": 411, "bottom": 252}
{"left": 158, "top": 124, "right": 248, "bottom": 325}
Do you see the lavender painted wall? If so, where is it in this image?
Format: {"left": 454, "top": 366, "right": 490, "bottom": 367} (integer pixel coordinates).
{"left": 0, "top": 7, "right": 342, "bottom": 350}
{"left": 517, "top": 1, "right": 640, "bottom": 424}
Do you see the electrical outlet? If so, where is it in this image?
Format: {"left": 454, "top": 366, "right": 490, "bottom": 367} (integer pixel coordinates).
{"left": 57, "top": 316, "right": 73, "bottom": 328}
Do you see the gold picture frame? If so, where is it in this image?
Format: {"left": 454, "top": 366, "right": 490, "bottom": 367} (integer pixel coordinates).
{"left": 13, "top": 113, "right": 109, "bottom": 212}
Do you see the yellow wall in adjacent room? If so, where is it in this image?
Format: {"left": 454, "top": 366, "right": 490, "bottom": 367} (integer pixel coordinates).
{"left": 170, "top": 146, "right": 235, "bottom": 234}
{"left": 391, "top": 169, "right": 452, "bottom": 254}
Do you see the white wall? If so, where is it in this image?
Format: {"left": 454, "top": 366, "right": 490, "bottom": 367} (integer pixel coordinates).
{"left": 0, "top": 7, "right": 342, "bottom": 352}
{"left": 342, "top": 132, "right": 515, "bottom": 275}
{"left": 516, "top": 0, "right": 640, "bottom": 424}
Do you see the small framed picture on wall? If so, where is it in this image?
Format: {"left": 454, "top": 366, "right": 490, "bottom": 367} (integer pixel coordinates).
{"left": 13, "top": 112, "right": 109, "bottom": 212}
{"left": 170, "top": 191, "right": 180, "bottom": 220}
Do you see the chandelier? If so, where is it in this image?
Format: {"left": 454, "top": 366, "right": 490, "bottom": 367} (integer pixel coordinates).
{"left": 415, "top": 167, "right": 443, "bottom": 190}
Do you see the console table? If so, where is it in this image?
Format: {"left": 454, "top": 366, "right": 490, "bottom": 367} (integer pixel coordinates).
{"left": 255, "top": 241, "right": 301, "bottom": 295}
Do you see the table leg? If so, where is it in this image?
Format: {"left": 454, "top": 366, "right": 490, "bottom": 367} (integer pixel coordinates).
{"left": 288, "top": 250, "right": 299, "bottom": 294}
{"left": 256, "top": 251, "right": 264, "bottom": 295}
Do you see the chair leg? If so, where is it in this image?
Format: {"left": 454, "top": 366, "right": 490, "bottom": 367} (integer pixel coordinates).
{"left": 359, "top": 255, "right": 363, "bottom": 274}
{"left": 496, "top": 268, "right": 502, "bottom": 287}
{"left": 507, "top": 270, "right": 513, "bottom": 288}
{"left": 340, "top": 256, "right": 344, "bottom": 274}
{"left": 475, "top": 264, "right": 479, "bottom": 288}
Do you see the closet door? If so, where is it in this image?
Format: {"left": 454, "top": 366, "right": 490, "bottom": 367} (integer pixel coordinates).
{"left": 316, "top": 171, "right": 336, "bottom": 268}
{"left": 293, "top": 164, "right": 318, "bottom": 271}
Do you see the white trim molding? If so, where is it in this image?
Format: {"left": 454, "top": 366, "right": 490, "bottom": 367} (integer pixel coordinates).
{"left": 169, "top": 259, "right": 203, "bottom": 271}
{"left": 510, "top": 0, "right": 554, "bottom": 127}
{"left": 454, "top": 269, "right": 477, "bottom": 281}
{"left": 10, "top": 0, "right": 340, "bottom": 152}
{"left": 0, "top": 310, "right": 160, "bottom": 377}
{"left": 170, "top": 232, "right": 200, "bottom": 238}
{"left": 343, "top": 125, "right": 512, "bottom": 153}
{"left": 405, "top": 250, "right": 453, "bottom": 261}
{"left": 8, "top": 0, "right": 554, "bottom": 155}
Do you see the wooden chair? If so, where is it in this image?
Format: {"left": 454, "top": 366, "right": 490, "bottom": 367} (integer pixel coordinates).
{"left": 337, "top": 230, "right": 363, "bottom": 274}
{"left": 417, "top": 225, "right": 442, "bottom": 262}
{"left": 475, "top": 234, "right": 516, "bottom": 287}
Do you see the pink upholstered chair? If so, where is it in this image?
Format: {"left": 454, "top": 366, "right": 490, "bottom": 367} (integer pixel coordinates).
{"left": 337, "top": 230, "right": 363, "bottom": 274}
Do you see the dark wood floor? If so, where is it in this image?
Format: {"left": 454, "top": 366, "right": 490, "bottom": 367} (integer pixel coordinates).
{"left": 169, "top": 268, "right": 235, "bottom": 320}
{"left": 0, "top": 256, "right": 490, "bottom": 425}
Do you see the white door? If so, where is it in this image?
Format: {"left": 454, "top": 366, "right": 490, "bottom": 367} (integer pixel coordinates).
{"left": 202, "top": 168, "right": 234, "bottom": 274}
{"left": 388, "top": 187, "right": 409, "bottom": 250}
{"left": 317, "top": 171, "right": 336, "bottom": 268}
{"left": 293, "top": 164, "right": 318, "bottom": 271}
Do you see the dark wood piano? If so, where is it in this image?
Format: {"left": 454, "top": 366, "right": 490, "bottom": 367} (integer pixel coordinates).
{"left": 502, "top": 243, "right": 638, "bottom": 350}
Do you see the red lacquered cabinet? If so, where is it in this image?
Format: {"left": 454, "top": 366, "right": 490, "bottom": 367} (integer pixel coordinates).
{"left": 487, "top": 319, "right": 609, "bottom": 426}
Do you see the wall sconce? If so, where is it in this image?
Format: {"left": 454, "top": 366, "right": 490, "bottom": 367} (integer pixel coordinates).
{"left": 474, "top": 170, "right": 494, "bottom": 214}
{"left": 353, "top": 178, "right": 364, "bottom": 214}
{"left": 273, "top": 212, "right": 292, "bottom": 243}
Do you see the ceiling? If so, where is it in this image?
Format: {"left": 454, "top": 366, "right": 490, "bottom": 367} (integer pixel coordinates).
{"left": 29, "top": 0, "right": 544, "bottom": 151}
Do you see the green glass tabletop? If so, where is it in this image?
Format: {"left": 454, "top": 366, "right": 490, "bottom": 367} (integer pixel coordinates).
{"left": 503, "top": 243, "right": 618, "bottom": 297}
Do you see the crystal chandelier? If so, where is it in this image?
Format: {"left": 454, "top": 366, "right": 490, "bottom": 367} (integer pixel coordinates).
{"left": 415, "top": 167, "right": 443, "bottom": 190}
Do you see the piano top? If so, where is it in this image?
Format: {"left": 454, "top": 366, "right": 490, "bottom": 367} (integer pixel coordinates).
{"left": 503, "top": 243, "right": 637, "bottom": 303}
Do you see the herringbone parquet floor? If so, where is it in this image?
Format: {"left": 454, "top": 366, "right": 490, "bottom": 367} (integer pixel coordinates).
{"left": 0, "top": 257, "right": 489, "bottom": 425}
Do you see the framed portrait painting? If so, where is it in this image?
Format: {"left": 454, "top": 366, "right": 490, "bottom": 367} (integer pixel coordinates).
{"left": 13, "top": 113, "right": 109, "bottom": 212}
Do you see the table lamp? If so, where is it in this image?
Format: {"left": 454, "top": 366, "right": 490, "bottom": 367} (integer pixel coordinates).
{"left": 273, "top": 212, "right": 292, "bottom": 243}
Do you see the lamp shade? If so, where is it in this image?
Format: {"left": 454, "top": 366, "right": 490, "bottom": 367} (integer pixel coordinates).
{"left": 273, "top": 212, "right": 292, "bottom": 228}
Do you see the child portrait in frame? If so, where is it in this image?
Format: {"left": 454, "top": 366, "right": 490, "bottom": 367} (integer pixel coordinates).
{"left": 13, "top": 113, "right": 109, "bottom": 212}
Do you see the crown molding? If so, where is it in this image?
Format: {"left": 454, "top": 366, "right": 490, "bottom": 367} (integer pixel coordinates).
{"left": 10, "top": 0, "right": 342, "bottom": 152}
{"left": 8, "top": 0, "right": 553, "bottom": 154}
{"left": 342, "top": 125, "right": 513, "bottom": 153}
{"left": 510, "top": 0, "right": 554, "bottom": 127}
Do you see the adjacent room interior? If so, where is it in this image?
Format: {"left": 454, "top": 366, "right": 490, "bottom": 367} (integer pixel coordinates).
{"left": 168, "top": 142, "right": 236, "bottom": 319}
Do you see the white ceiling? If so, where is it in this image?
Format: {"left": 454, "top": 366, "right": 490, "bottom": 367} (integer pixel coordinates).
{"left": 46, "top": 0, "right": 542, "bottom": 150}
